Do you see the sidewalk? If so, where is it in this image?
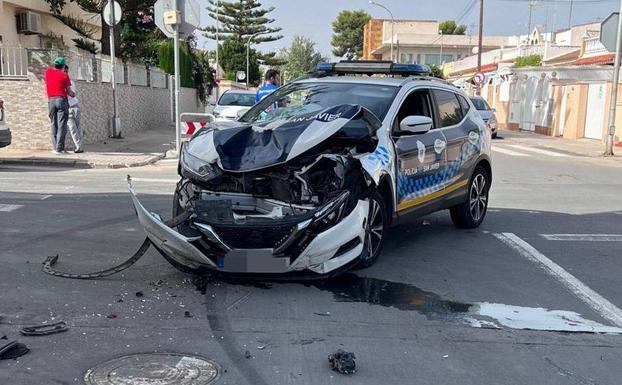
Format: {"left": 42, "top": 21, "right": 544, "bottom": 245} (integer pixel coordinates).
{"left": 0, "top": 126, "right": 175, "bottom": 169}
{"left": 497, "top": 129, "right": 622, "bottom": 160}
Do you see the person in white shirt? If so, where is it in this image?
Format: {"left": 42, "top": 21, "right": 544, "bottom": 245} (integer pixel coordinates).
{"left": 63, "top": 65, "right": 83, "bottom": 153}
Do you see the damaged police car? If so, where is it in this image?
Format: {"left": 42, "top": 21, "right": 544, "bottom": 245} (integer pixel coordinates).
{"left": 129, "top": 61, "right": 492, "bottom": 276}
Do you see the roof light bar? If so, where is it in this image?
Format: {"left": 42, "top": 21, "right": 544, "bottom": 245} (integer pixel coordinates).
{"left": 316, "top": 60, "right": 431, "bottom": 76}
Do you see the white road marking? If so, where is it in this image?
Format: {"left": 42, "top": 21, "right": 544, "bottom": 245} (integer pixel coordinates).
{"left": 492, "top": 146, "right": 530, "bottom": 157}
{"left": 41, "top": 195, "right": 53, "bottom": 200}
{"left": 129, "top": 177, "right": 179, "bottom": 183}
{"left": 541, "top": 234, "right": 622, "bottom": 242}
{"left": 505, "top": 144, "right": 569, "bottom": 157}
{"left": 494, "top": 232, "right": 622, "bottom": 327}
{"left": 159, "top": 158, "right": 179, "bottom": 163}
{"left": 0, "top": 204, "right": 24, "bottom": 212}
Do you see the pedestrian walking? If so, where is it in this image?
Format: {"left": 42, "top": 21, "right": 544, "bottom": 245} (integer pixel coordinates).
{"left": 63, "top": 65, "right": 83, "bottom": 153}
{"left": 44, "top": 57, "right": 74, "bottom": 154}
{"left": 255, "top": 69, "right": 280, "bottom": 103}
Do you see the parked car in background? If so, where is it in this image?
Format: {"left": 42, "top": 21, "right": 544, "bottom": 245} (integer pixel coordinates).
{"left": 0, "top": 99, "right": 11, "bottom": 148}
{"left": 212, "top": 90, "right": 256, "bottom": 121}
{"left": 470, "top": 96, "right": 497, "bottom": 138}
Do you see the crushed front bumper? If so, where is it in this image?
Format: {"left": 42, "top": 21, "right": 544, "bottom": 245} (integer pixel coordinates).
{"left": 128, "top": 181, "right": 369, "bottom": 275}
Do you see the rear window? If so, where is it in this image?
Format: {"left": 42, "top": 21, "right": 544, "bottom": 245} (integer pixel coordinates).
{"left": 433, "top": 89, "right": 463, "bottom": 127}
{"left": 469, "top": 97, "right": 490, "bottom": 111}
{"left": 218, "top": 92, "right": 256, "bottom": 107}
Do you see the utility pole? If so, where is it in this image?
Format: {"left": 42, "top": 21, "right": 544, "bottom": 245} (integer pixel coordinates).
{"left": 568, "top": 0, "right": 574, "bottom": 28}
{"left": 605, "top": 4, "right": 622, "bottom": 156}
{"left": 527, "top": 1, "right": 537, "bottom": 37}
{"left": 477, "top": 0, "right": 484, "bottom": 95}
{"left": 439, "top": 31, "right": 443, "bottom": 65}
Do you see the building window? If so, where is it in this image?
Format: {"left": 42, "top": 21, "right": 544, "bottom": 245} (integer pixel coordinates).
{"left": 426, "top": 54, "right": 454, "bottom": 66}
{"left": 400, "top": 53, "right": 414, "bottom": 64}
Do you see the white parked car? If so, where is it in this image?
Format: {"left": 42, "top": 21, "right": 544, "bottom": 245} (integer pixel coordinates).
{"left": 212, "top": 90, "right": 256, "bottom": 121}
{"left": 470, "top": 96, "right": 498, "bottom": 138}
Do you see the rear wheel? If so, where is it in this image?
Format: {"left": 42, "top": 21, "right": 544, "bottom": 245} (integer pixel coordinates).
{"left": 450, "top": 165, "right": 490, "bottom": 229}
{"left": 357, "top": 190, "right": 388, "bottom": 269}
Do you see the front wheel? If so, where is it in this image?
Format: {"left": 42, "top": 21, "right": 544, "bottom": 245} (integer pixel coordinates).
{"left": 356, "top": 190, "right": 388, "bottom": 269}
{"left": 450, "top": 165, "right": 490, "bottom": 229}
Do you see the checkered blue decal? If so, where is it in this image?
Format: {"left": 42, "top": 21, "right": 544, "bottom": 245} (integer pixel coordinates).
{"left": 397, "top": 133, "right": 483, "bottom": 204}
{"left": 367, "top": 146, "right": 390, "bottom": 166}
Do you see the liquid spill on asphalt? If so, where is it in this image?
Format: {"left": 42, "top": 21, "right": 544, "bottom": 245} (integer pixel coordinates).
{"left": 304, "top": 274, "right": 622, "bottom": 334}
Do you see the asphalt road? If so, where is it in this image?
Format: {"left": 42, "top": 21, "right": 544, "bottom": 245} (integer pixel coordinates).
{"left": 1, "top": 138, "right": 622, "bottom": 385}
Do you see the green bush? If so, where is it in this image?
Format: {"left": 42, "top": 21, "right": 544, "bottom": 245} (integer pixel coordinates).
{"left": 158, "top": 41, "right": 195, "bottom": 88}
{"left": 514, "top": 55, "right": 542, "bottom": 68}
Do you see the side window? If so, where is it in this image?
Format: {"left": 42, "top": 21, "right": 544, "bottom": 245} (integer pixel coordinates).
{"left": 458, "top": 95, "right": 471, "bottom": 116}
{"left": 432, "top": 89, "right": 464, "bottom": 127}
{"left": 394, "top": 89, "right": 434, "bottom": 131}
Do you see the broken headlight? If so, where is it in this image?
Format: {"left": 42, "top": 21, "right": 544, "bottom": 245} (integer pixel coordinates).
{"left": 310, "top": 191, "right": 350, "bottom": 233}
{"left": 181, "top": 146, "right": 222, "bottom": 180}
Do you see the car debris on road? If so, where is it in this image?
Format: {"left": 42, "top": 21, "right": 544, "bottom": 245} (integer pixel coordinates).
{"left": 328, "top": 349, "right": 356, "bottom": 374}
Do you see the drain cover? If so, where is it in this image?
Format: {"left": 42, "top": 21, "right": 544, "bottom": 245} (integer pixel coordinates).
{"left": 84, "top": 353, "right": 220, "bottom": 385}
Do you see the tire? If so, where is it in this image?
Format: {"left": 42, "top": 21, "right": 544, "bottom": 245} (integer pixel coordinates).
{"left": 491, "top": 132, "right": 497, "bottom": 139}
{"left": 356, "top": 190, "right": 389, "bottom": 269}
{"left": 450, "top": 165, "right": 490, "bottom": 229}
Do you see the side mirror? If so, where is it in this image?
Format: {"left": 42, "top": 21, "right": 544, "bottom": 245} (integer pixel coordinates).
{"left": 399, "top": 115, "right": 433, "bottom": 134}
{"left": 236, "top": 109, "right": 246, "bottom": 118}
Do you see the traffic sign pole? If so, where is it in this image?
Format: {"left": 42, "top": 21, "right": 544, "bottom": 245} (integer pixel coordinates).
{"left": 605, "top": 6, "right": 622, "bottom": 156}
{"left": 173, "top": 0, "right": 181, "bottom": 155}
{"left": 108, "top": 0, "right": 120, "bottom": 138}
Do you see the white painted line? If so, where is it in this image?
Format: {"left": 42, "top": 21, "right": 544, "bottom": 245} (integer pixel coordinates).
{"left": 541, "top": 234, "right": 622, "bottom": 242}
{"left": 491, "top": 146, "right": 530, "bottom": 157}
{"left": 494, "top": 232, "right": 622, "bottom": 327}
{"left": 505, "top": 144, "right": 569, "bottom": 157}
{"left": 129, "top": 177, "right": 179, "bottom": 183}
{"left": 0, "top": 204, "right": 24, "bottom": 212}
{"left": 40, "top": 195, "right": 53, "bottom": 201}
{"left": 159, "top": 158, "right": 179, "bottom": 163}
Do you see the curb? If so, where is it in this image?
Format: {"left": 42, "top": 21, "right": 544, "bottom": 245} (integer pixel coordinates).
{"left": 0, "top": 153, "right": 164, "bottom": 169}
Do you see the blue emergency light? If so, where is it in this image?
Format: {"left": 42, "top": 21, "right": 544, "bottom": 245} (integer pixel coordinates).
{"left": 316, "top": 61, "right": 431, "bottom": 76}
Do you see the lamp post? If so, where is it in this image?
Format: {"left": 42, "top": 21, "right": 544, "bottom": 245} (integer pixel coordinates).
{"left": 369, "top": 1, "right": 394, "bottom": 62}
{"left": 246, "top": 32, "right": 260, "bottom": 88}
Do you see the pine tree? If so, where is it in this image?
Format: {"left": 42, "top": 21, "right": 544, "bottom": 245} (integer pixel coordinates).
{"left": 203, "top": 0, "right": 283, "bottom": 44}
{"left": 202, "top": 0, "right": 282, "bottom": 84}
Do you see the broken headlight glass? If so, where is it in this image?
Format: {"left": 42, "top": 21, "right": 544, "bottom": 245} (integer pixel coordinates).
{"left": 310, "top": 191, "right": 350, "bottom": 233}
{"left": 181, "top": 146, "right": 222, "bottom": 180}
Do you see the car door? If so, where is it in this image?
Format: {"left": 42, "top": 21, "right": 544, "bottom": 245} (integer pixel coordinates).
{"left": 392, "top": 88, "right": 449, "bottom": 216}
{"left": 431, "top": 89, "right": 479, "bottom": 204}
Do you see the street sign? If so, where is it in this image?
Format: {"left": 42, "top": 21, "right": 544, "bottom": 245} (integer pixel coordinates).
{"left": 154, "top": 0, "right": 200, "bottom": 37}
{"left": 236, "top": 71, "right": 246, "bottom": 82}
{"left": 473, "top": 72, "right": 485, "bottom": 85}
{"left": 600, "top": 12, "right": 619, "bottom": 52}
{"left": 103, "top": 1, "right": 122, "bottom": 26}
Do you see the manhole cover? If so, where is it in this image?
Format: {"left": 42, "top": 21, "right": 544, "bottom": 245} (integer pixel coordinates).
{"left": 84, "top": 353, "right": 220, "bottom": 385}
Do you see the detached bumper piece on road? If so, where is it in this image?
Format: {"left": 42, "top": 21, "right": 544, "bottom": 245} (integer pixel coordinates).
{"left": 129, "top": 182, "right": 370, "bottom": 275}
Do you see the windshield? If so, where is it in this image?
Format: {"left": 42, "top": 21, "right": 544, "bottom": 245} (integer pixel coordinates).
{"left": 470, "top": 97, "right": 491, "bottom": 111}
{"left": 240, "top": 82, "right": 399, "bottom": 124}
{"left": 218, "top": 92, "right": 256, "bottom": 107}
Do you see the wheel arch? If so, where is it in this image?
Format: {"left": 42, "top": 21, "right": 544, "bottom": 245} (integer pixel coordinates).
{"left": 376, "top": 174, "right": 394, "bottom": 225}
{"left": 474, "top": 155, "right": 492, "bottom": 183}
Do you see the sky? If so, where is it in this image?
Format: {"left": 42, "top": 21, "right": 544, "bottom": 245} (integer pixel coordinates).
{"left": 196, "top": 0, "right": 619, "bottom": 57}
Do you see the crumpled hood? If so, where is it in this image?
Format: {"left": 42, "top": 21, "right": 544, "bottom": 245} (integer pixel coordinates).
{"left": 186, "top": 104, "right": 380, "bottom": 172}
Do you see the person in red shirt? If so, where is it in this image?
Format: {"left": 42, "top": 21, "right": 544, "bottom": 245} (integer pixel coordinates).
{"left": 44, "top": 57, "right": 75, "bottom": 154}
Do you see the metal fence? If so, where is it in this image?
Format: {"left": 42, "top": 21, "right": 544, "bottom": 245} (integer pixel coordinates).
{"left": 100, "top": 58, "right": 125, "bottom": 84}
{"left": 150, "top": 70, "right": 167, "bottom": 88}
{"left": 0, "top": 47, "right": 169, "bottom": 88}
{"left": 0, "top": 46, "right": 28, "bottom": 78}
{"left": 128, "top": 64, "right": 148, "bottom": 86}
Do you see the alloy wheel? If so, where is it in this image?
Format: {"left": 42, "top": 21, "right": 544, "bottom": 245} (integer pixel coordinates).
{"left": 469, "top": 173, "right": 488, "bottom": 222}
{"left": 364, "top": 199, "right": 384, "bottom": 259}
